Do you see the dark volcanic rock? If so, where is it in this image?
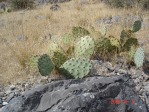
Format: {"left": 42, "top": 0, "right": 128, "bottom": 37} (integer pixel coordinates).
{"left": 1, "top": 74, "right": 149, "bottom": 112}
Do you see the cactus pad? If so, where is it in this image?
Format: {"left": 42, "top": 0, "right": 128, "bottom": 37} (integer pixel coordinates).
{"left": 109, "top": 36, "right": 120, "bottom": 48}
{"left": 101, "top": 25, "right": 107, "bottom": 36}
{"left": 38, "top": 54, "right": 54, "bottom": 76}
{"left": 134, "top": 47, "right": 144, "bottom": 68}
{"left": 61, "top": 33, "right": 74, "bottom": 45}
{"left": 123, "top": 38, "right": 138, "bottom": 51}
{"left": 120, "top": 30, "right": 133, "bottom": 45}
{"left": 60, "top": 58, "right": 92, "bottom": 79}
{"left": 132, "top": 20, "right": 141, "bottom": 32}
{"left": 72, "top": 26, "right": 90, "bottom": 38}
{"left": 49, "top": 42, "right": 59, "bottom": 53}
{"left": 127, "top": 45, "right": 136, "bottom": 62}
{"left": 74, "top": 36, "right": 95, "bottom": 59}
{"left": 52, "top": 52, "right": 68, "bottom": 68}
{"left": 97, "top": 37, "right": 115, "bottom": 52}
{"left": 27, "top": 55, "right": 39, "bottom": 70}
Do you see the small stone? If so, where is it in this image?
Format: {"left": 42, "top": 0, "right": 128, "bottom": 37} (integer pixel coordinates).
{"left": 139, "top": 75, "right": 143, "bottom": 80}
{"left": 146, "top": 92, "right": 149, "bottom": 96}
{"left": 48, "top": 78, "right": 51, "bottom": 83}
{"left": 16, "top": 35, "right": 27, "bottom": 41}
{"left": 2, "top": 102, "right": 8, "bottom": 106}
{"left": 136, "top": 86, "right": 141, "bottom": 91}
{"left": 10, "top": 85, "right": 16, "bottom": 91}
{"left": 0, "top": 98, "right": 2, "bottom": 104}
{"left": 134, "top": 78, "right": 140, "bottom": 84}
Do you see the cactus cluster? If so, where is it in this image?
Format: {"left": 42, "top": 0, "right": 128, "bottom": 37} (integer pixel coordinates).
{"left": 60, "top": 58, "right": 92, "bottom": 79}
{"left": 74, "top": 36, "right": 95, "bottom": 59}
{"left": 35, "top": 20, "right": 144, "bottom": 77}
{"left": 120, "top": 20, "right": 141, "bottom": 51}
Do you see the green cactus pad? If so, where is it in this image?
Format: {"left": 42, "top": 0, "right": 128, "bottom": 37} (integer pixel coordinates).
{"left": 123, "top": 38, "right": 138, "bottom": 51}
{"left": 74, "top": 36, "right": 95, "bottom": 59}
{"left": 129, "top": 45, "right": 136, "bottom": 59}
{"left": 52, "top": 52, "right": 68, "bottom": 68}
{"left": 49, "top": 42, "right": 59, "bottom": 53}
{"left": 109, "top": 36, "right": 120, "bottom": 48}
{"left": 38, "top": 54, "right": 54, "bottom": 76}
{"left": 134, "top": 47, "right": 144, "bottom": 68}
{"left": 72, "top": 26, "right": 90, "bottom": 38}
{"left": 60, "top": 58, "right": 92, "bottom": 79}
{"left": 61, "top": 33, "right": 74, "bottom": 45}
{"left": 101, "top": 25, "right": 107, "bottom": 36}
{"left": 97, "top": 37, "right": 116, "bottom": 52}
{"left": 120, "top": 30, "right": 133, "bottom": 45}
{"left": 27, "top": 55, "right": 40, "bottom": 70}
{"left": 132, "top": 20, "right": 141, "bottom": 32}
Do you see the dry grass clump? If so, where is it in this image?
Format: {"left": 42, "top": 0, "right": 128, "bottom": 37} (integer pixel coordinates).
{"left": 0, "top": 1, "right": 148, "bottom": 85}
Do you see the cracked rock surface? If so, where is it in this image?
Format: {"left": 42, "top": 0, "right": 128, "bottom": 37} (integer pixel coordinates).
{"left": 1, "top": 74, "right": 148, "bottom": 112}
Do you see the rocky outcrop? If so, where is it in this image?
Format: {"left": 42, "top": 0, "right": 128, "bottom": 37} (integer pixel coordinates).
{"left": 1, "top": 74, "right": 148, "bottom": 112}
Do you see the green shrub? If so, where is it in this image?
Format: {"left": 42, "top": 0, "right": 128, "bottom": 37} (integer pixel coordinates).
{"left": 11, "top": 0, "right": 34, "bottom": 9}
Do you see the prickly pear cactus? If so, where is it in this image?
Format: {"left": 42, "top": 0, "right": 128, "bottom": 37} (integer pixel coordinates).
{"left": 49, "top": 41, "right": 63, "bottom": 57}
{"left": 109, "top": 36, "right": 120, "bottom": 48}
{"left": 27, "top": 55, "right": 40, "bottom": 70}
{"left": 38, "top": 54, "right": 54, "bottom": 76}
{"left": 120, "top": 30, "right": 134, "bottom": 45}
{"left": 132, "top": 20, "right": 141, "bottom": 32}
{"left": 123, "top": 38, "right": 138, "bottom": 51}
{"left": 72, "top": 26, "right": 90, "bottom": 38}
{"left": 60, "top": 58, "right": 92, "bottom": 79}
{"left": 101, "top": 25, "right": 107, "bottom": 36}
{"left": 66, "top": 46, "right": 74, "bottom": 56}
{"left": 52, "top": 52, "right": 68, "bottom": 68}
{"left": 61, "top": 33, "right": 74, "bottom": 45}
{"left": 74, "top": 36, "right": 95, "bottom": 59}
{"left": 134, "top": 47, "right": 144, "bottom": 68}
{"left": 97, "top": 37, "right": 115, "bottom": 52}
{"left": 127, "top": 45, "right": 136, "bottom": 62}
{"left": 49, "top": 41, "right": 59, "bottom": 52}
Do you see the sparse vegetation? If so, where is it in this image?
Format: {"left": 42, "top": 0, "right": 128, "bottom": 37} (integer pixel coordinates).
{"left": 11, "top": 0, "right": 34, "bottom": 9}
{"left": 103, "top": 0, "right": 149, "bottom": 10}
{"left": 0, "top": 1, "right": 149, "bottom": 85}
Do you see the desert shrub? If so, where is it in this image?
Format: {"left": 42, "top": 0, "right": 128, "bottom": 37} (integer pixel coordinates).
{"left": 11, "top": 0, "right": 34, "bottom": 9}
{"left": 102, "top": 0, "right": 149, "bottom": 10}
{"left": 139, "top": 0, "right": 149, "bottom": 10}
